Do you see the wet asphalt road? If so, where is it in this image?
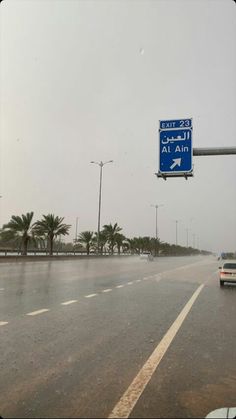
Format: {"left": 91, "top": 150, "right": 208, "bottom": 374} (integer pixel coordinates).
{"left": 0, "top": 256, "right": 236, "bottom": 418}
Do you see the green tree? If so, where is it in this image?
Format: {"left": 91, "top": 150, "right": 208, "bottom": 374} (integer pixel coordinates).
{"left": 93, "top": 230, "right": 107, "bottom": 254}
{"left": 2, "top": 212, "right": 34, "bottom": 255}
{"left": 114, "top": 233, "right": 127, "bottom": 255}
{"left": 103, "top": 223, "right": 122, "bottom": 254}
{"left": 33, "top": 214, "right": 70, "bottom": 256}
{"left": 77, "top": 231, "right": 94, "bottom": 255}
{"left": 126, "top": 237, "right": 142, "bottom": 254}
{"left": 150, "top": 237, "right": 161, "bottom": 256}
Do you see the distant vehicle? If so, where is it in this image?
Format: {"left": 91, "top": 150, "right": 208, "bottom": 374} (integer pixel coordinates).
{"left": 219, "top": 260, "right": 236, "bottom": 286}
{"left": 140, "top": 252, "right": 154, "bottom": 261}
{"left": 219, "top": 252, "right": 235, "bottom": 260}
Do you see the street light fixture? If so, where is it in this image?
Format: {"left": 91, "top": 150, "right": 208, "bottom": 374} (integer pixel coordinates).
{"left": 90, "top": 160, "right": 113, "bottom": 253}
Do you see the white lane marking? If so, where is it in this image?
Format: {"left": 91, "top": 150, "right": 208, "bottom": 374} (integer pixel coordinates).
{"left": 127, "top": 281, "right": 133, "bottom": 285}
{"left": 136, "top": 279, "right": 141, "bottom": 283}
{"left": 61, "top": 300, "right": 78, "bottom": 305}
{"left": 108, "top": 284, "right": 204, "bottom": 419}
{"left": 116, "top": 285, "right": 124, "bottom": 289}
{"left": 0, "top": 321, "right": 8, "bottom": 326}
{"left": 102, "top": 288, "right": 112, "bottom": 293}
{"left": 0, "top": 288, "right": 5, "bottom": 291}
{"left": 26, "top": 309, "right": 50, "bottom": 316}
{"left": 85, "top": 293, "right": 97, "bottom": 298}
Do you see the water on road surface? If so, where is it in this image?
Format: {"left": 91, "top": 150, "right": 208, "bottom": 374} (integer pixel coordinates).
{"left": 1, "top": 256, "right": 235, "bottom": 418}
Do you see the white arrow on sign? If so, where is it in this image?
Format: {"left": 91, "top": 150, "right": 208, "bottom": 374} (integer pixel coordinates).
{"left": 170, "top": 158, "right": 181, "bottom": 170}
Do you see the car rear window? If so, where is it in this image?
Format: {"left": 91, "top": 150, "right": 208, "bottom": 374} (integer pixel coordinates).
{"left": 223, "top": 263, "right": 236, "bottom": 269}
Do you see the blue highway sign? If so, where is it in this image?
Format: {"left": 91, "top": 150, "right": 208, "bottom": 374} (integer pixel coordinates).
{"left": 159, "top": 118, "right": 192, "bottom": 130}
{"left": 159, "top": 128, "right": 192, "bottom": 174}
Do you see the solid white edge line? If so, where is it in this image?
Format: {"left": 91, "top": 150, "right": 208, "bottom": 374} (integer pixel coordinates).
{"left": 0, "top": 321, "right": 8, "bottom": 326}
{"left": 26, "top": 309, "right": 50, "bottom": 316}
{"left": 85, "top": 293, "right": 97, "bottom": 298}
{"left": 108, "top": 284, "right": 204, "bottom": 419}
{"left": 61, "top": 300, "right": 78, "bottom": 305}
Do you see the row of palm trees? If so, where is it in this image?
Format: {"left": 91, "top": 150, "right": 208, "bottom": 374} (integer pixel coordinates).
{"left": 76, "top": 231, "right": 205, "bottom": 256}
{"left": 76, "top": 230, "right": 161, "bottom": 255}
{"left": 0, "top": 212, "right": 70, "bottom": 256}
{"left": 75, "top": 223, "right": 127, "bottom": 255}
{"left": 0, "top": 213, "right": 126, "bottom": 256}
{"left": 0, "top": 212, "right": 208, "bottom": 256}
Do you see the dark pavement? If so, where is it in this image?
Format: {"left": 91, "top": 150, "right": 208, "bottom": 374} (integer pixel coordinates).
{"left": 0, "top": 256, "right": 235, "bottom": 418}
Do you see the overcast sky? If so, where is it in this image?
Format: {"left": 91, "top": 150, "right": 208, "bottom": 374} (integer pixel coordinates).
{"left": 0, "top": 0, "right": 236, "bottom": 253}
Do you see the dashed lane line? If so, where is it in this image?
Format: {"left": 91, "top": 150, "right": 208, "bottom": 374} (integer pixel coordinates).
{"left": 1, "top": 276, "right": 158, "bottom": 327}
{"left": 61, "top": 300, "right": 78, "bottom": 305}
{"left": 26, "top": 309, "right": 50, "bottom": 316}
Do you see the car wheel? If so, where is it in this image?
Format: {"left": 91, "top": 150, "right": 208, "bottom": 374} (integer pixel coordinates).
{"left": 220, "top": 280, "right": 224, "bottom": 287}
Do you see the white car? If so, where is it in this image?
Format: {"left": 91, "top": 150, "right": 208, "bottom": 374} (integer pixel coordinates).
{"left": 206, "top": 407, "right": 236, "bottom": 418}
{"left": 140, "top": 252, "right": 154, "bottom": 261}
{"left": 219, "top": 260, "right": 236, "bottom": 286}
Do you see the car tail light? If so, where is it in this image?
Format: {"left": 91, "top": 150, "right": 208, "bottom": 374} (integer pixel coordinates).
{"left": 221, "top": 271, "right": 230, "bottom": 275}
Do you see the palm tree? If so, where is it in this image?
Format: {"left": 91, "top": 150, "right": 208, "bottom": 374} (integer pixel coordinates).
{"left": 77, "top": 231, "right": 94, "bottom": 255}
{"left": 2, "top": 212, "right": 34, "bottom": 255}
{"left": 126, "top": 238, "right": 137, "bottom": 254}
{"left": 142, "top": 236, "right": 152, "bottom": 253}
{"left": 150, "top": 237, "right": 161, "bottom": 256}
{"left": 114, "top": 233, "right": 127, "bottom": 255}
{"left": 33, "top": 214, "right": 70, "bottom": 256}
{"left": 93, "top": 230, "right": 107, "bottom": 254}
{"left": 103, "top": 223, "right": 122, "bottom": 254}
{"left": 128, "top": 237, "right": 144, "bottom": 254}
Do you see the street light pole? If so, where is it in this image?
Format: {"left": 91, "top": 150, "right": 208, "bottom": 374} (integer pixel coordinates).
{"left": 175, "top": 220, "right": 181, "bottom": 246}
{"left": 151, "top": 204, "right": 164, "bottom": 257}
{"left": 75, "top": 217, "right": 78, "bottom": 242}
{"left": 0, "top": 195, "right": 2, "bottom": 229}
{"left": 91, "top": 160, "right": 113, "bottom": 253}
{"left": 186, "top": 227, "right": 189, "bottom": 247}
{"left": 151, "top": 204, "right": 163, "bottom": 240}
{"left": 97, "top": 164, "right": 103, "bottom": 249}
